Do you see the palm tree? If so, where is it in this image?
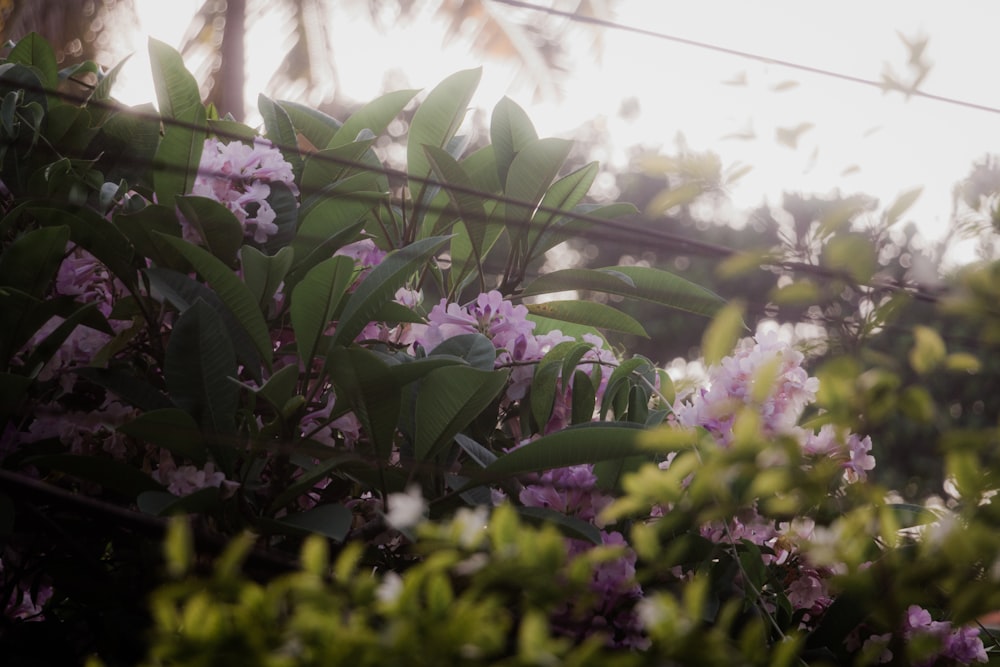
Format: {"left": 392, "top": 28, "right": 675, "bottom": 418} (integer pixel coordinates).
{"left": 2, "top": 0, "right": 612, "bottom": 121}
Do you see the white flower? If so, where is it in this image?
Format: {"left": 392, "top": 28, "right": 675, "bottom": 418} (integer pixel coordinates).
{"left": 384, "top": 485, "right": 427, "bottom": 531}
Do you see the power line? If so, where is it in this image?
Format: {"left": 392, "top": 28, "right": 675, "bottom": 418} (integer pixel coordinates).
{"left": 1, "top": 79, "right": 950, "bottom": 304}
{"left": 489, "top": 0, "right": 1000, "bottom": 116}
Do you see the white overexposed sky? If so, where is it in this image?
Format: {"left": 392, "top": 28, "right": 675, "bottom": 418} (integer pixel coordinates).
{"left": 112, "top": 1, "right": 1000, "bottom": 266}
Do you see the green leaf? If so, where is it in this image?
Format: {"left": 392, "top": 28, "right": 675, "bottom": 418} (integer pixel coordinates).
{"left": 148, "top": 37, "right": 203, "bottom": 120}
{"left": 8, "top": 32, "right": 58, "bottom": 92}
{"left": 386, "top": 355, "right": 468, "bottom": 387}
{"left": 241, "top": 245, "right": 293, "bottom": 312}
{"left": 22, "top": 303, "right": 109, "bottom": 377}
{"left": 414, "top": 366, "right": 509, "bottom": 461}
{"left": 152, "top": 103, "right": 206, "bottom": 207}
{"left": 424, "top": 145, "right": 488, "bottom": 267}
{"left": 525, "top": 300, "right": 648, "bottom": 337}
{"left": 29, "top": 206, "right": 138, "bottom": 291}
{"left": 329, "top": 347, "right": 401, "bottom": 462}
{"left": 145, "top": 267, "right": 263, "bottom": 382}
{"left": 252, "top": 363, "right": 299, "bottom": 413}
{"left": 522, "top": 266, "right": 725, "bottom": 319}
{"left": 599, "top": 358, "right": 649, "bottom": 420}
{"left": 702, "top": 300, "right": 746, "bottom": 366}
{"left": 114, "top": 204, "right": 186, "bottom": 269}
{"left": 267, "top": 454, "right": 360, "bottom": 513}
{"left": 909, "top": 325, "right": 947, "bottom": 375}
{"left": 175, "top": 195, "right": 244, "bottom": 267}
{"left": 27, "top": 454, "right": 163, "bottom": 497}
{"left": 90, "top": 53, "right": 130, "bottom": 103}
{"left": 291, "top": 255, "right": 355, "bottom": 366}
{"left": 73, "top": 366, "right": 172, "bottom": 412}
{"left": 277, "top": 99, "right": 342, "bottom": 150}
{"left": 300, "top": 139, "right": 378, "bottom": 197}
{"left": 258, "top": 93, "right": 303, "bottom": 179}
{"left": 427, "top": 333, "right": 496, "bottom": 370}
{"left": 821, "top": 232, "right": 877, "bottom": 283}
{"left": 407, "top": 68, "right": 482, "bottom": 223}
{"left": 157, "top": 234, "right": 273, "bottom": 366}
{"left": 164, "top": 298, "right": 238, "bottom": 435}
{"left": 524, "top": 161, "right": 598, "bottom": 262}
{"left": 330, "top": 88, "right": 418, "bottom": 148}
{"left": 138, "top": 487, "right": 222, "bottom": 516}
{"left": 529, "top": 341, "right": 592, "bottom": 428}
{"left": 570, "top": 369, "right": 597, "bottom": 425}
{"left": 118, "top": 408, "right": 208, "bottom": 464}
{"left": 0, "top": 224, "right": 69, "bottom": 297}
{"left": 331, "top": 235, "right": 451, "bottom": 347}
{"left": 474, "top": 423, "right": 646, "bottom": 484}
{"left": 289, "top": 192, "right": 375, "bottom": 284}
{"left": 490, "top": 96, "right": 538, "bottom": 186}
{"left": 505, "top": 138, "right": 573, "bottom": 248}
{"left": 270, "top": 503, "right": 352, "bottom": 542}
{"left": 885, "top": 186, "right": 922, "bottom": 226}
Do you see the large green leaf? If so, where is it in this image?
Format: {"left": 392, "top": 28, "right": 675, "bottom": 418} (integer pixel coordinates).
{"left": 0, "top": 224, "right": 69, "bottom": 297}
{"left": 407, "top": 68, "right": 482, "bottom": 224}
{"left": 289, "top": 188, "right": 377, "bottom": 278}
{"left": 157, "top": 234, "right": 272, "bottom": 366}
{"left": 8, "top": 32, "right": 58, "bottom": 95}
{"left": 504, "top": 137, "right": 572, "bottom": 248}
{"left": 241, "top": 245, "right": 293, "bottom": 312}
{"left": 148, "top": 37, "right": 202, "bottom": 120}
{"left": 258, "top": 94, "right": 303, "bottom": 179}
{"left": 113, "top": 204, "right": 186, "bottom": 271}
{"left": 475, "top": 423, "right": 646, "bottom": 484}
{"left": 266, "top": 454, "right": 360, "bottom": 514}
{"left": 524, "top": 161, "right": 598, "bottom": 262}
{"left": 521, "top": 266, "right": 725, "bottom": 319}
{"left": 529, "top": 341, "right": 593, "bottom": 429}
{"left": 144, "top": 267, "right": 263, "bottom": 382}
{"left": 29, "top": 206, "right": 138, "bottom": 291}
{"left": 427, "top": 333, "right": 496, "bottom": 370}
{"left": 330, "top": 88, "right": 418, "bottom": 148}
{"left": 118, "top": 408, "right": 208, "bottom": 464}
{"left": 27, "top": 454, "right": 163, "bottom": 497}
{"left": 290, "top": 255, "right": 355, "bottom": 366}
{"left": 152, "top": 103, "right": 206, "bottom": 207}
{"left": 516, "top": 506, "right": 602, "bottom": 545}
{"left": 423, "top": 145, "right": 488, "bottom": 267}
{"left": 300, "top": 139, "right": 377, "bottom": 197}
{"left": 175, "top": 195, "right": 243, "bottom": 267}
{"left": 329, "top": 347, "right": 401, "bottom": 463}
{"left": 164, "top": 298, "right": 238, "bottom": 435}
{"left": 278, "top": 99, "right": 342, "bottom": 151}
{"left": 330, "top": 235, "right": 451, "bottom": 347}
{"left": 268, "top": 503, "right": 352, "bottom": 542}
{"left": 490, "top": 96, "right": 538, "bottom": 187}
{"left": 525, "top": 300, "right": 648, "bottom": 337}
{"left": 21, "top": 302, "right": 109, "bottom": 378}
{"left": 73, "top": 366, "right": 172, "bottom": 412}
{"left": 530, "top": 202, "right": 638, "bottom": 260}
{"left": 414, "top": 366, "right": 509, "bottom": 461}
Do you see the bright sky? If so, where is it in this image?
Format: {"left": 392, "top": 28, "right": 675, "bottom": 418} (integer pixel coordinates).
{"left": 114, "top": 1, "right": 1000, "bottom": 266}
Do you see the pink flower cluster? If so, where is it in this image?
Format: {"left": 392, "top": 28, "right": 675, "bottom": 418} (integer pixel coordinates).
{"left": 188, "top": 137, "right": 298, "bottom": 243}
{"left": 675, "top": 332, "right": 876, "bottom": 483}
{"left": 848, "top": 604, "right": 987, "bottom": 665}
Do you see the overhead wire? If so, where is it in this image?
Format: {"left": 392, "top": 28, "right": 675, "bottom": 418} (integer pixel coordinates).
{"left": 488, "top": 0, "right": 1000, "bottom": 116}
{"left": 0, "top": 77, "right": 955, "bottom": 307}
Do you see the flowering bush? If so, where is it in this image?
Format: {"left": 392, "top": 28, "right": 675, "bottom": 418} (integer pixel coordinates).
{"left": 1, "top": 33, "right": 999, "bottom": 666}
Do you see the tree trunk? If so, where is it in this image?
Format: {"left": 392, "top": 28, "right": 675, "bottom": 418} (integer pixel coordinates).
{"left": 216, "top": 0, "right": 246, "bottom": 121}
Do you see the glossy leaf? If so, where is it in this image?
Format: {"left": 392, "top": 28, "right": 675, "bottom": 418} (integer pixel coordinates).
{"left": 0, "top": 224, "right": 69, "bottom": 297}
{"left": 157, "top": 234, "right": 272, "bottom": 366}
{"left": 272, "top": 503, "right": 352, "bottom": 542}
{"left": 152, "top": 103, "right": 206, "bottom": 207}
{"left": 300, "top": 139, "right": 377, "bottom": 197}
{"left": 30, "top": 206, "right": 138, "bottom": 291}
{"left": 164, "top": 298, "right": 238, "bottom": 435}
{"left": 525, "top": 300, "right": 648, "bottom": 337}
{"left": 277, "top": 99, "right": 342, "bottom": 150}
{"left": 241, "top": 245, "right": 294, "bottom": 312}
{"left": 258, "top": 93, "right": 303, "bottom": 179}
{"left": 145, "top": 267, "right": 263, "bottom": 382}
{"left": 474, "top": 423, "right": 646, "bottom": 484}
{"left": 424, "top": 145, "right": 488, "bottom": 266}
{"left": 8, "top": 32, "right": 58, "bottom": 93}
{"left": 291, "top": 255, "right": 355, "bottom": 366}
{"left": 524, "top": 161, "right": 598, "bottom": 260}
{"left": 415, "top": 366, "right": 509, "bottom": 461}
{"left": 113, "top": 204, "right": 186, "bottom": 270}
{"left": 490, "top": 96, "right": 538, "bottom": 186}
{"left": 330, "top": 88, "right": 418, "bottom": 148}
{"left": 73, "top": 366, "right": 172, "bottom": 412}
{"left": 175, "top": 195, "right": 244, "bottom": 267}
{"left": 516, "top": 506, "right": 601, "bottom": 545}
{"left": 267, "top": 454, "right": 360, "bottom": 514}
{"left": 331, "top": 235, "right": 451, "bottom": 347}
{"left": 329, "top": 347, "right": 401, "bottom": 462}
{"left": 118, "top": 408, "right": 208, "bottom": 464}
{"left": 407, "top": 68, "right": 482, "bottom": 223}
{"left": 148, "top": 37, "right": 202, "bottom": 120}
{"left": 504, "top": 137, "right": 572, "bottom": 247}
{"left": 427, "top": 333, "right": 496, "bottom": 370}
